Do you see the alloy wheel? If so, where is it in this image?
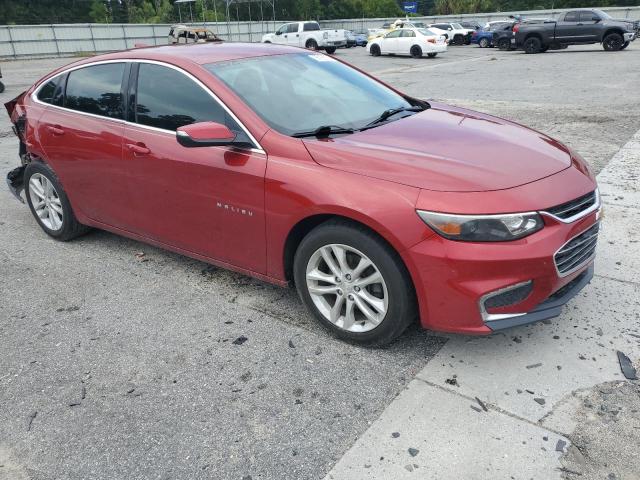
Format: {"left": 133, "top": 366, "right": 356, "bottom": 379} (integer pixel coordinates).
{"left": 29, "top": 173, "right": 64, "bottom": 231}
{"left": 305, "top": 244, "right": 388, "bottom": 333}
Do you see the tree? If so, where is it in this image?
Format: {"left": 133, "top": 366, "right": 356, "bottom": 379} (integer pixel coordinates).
{"left": 89, "top": 1, "right": 112, "bottom": 23}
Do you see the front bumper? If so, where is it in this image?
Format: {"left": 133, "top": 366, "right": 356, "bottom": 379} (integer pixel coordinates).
{"left": 406, "top": 208, "right": 599, "bottom": 334}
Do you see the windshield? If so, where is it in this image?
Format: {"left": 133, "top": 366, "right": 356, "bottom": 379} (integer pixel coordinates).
{"left": 206, "top": 53, "right": 413, "bottom": 136}
{"left": 452, "top": 23, "right": 463, "bottom": 29}
{"left": 418, "top": 28, "right": 438, "bottom": 36}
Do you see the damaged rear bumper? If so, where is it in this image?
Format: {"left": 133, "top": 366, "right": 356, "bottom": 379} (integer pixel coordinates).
{"left": 6, "top": 165, "right": 26, "bottom": 203}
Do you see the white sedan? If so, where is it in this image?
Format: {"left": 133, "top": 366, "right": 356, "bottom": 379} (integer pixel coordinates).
{"left": 367, "top": 28, "right": 447, "bottom": 58}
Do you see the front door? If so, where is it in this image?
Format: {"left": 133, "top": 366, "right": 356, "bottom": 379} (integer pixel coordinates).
{"left": 121, "top": 62, "right": 267, "bottom": 272}
{"left": 382, "top": 30, "right": 402, "bottom": 53}
{"left": 555, "top": 11, "right": 583, "bottom": 42}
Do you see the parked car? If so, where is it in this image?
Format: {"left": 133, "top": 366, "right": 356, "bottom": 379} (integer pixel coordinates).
{"left": 471, "top": 22, "right": 512, "bottom": 47}
{"left": 346, "top": 30, "right": 368, "bottom": 47}
{"left": 515, "top": 9, "right": 638, "bottom": 53}
{"left": 428, "top": 22, "right": 474, "bottom": 44}
{"left": 367, "top": 20, "right": 428, "bottom": 42}
{"left": 493, "top": 19, "right": 549, "bottom": 51}
{"left": 168, "top": 25, "right": 221, "bottom": 44}
{"left": 5, "top": 42, "right": 600, "bottom": 345}
{"left": 460, "top": 20, "right": 483, "bottom": 30}
{"left": 262, "top": 21, "right": 346, "bottom": 54}
{"left": 368, "top": 27, "right": 447, "bottom": 58}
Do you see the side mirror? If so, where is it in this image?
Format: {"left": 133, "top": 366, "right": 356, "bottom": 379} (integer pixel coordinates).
{"left": 177, "top": 122, "right": 236, "bottom": 148}
{"left": 275, "top": 30, "right": 282, "bottom": 35}
{"left": 593, "top": 17, "right": 601, "bottom": 22}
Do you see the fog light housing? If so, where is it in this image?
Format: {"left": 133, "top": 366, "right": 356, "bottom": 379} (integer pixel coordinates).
{"left": 479, "top": 281, "right": 533, "bottom": 322}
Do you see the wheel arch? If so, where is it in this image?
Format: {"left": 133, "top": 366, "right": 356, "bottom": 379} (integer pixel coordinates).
{"left": 602, "top": 28, "right": 625, "bottom": 40}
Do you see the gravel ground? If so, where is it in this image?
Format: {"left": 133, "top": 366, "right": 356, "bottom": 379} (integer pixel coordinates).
{"left": 1, "top": 42, "right": 639, "bottom": 480}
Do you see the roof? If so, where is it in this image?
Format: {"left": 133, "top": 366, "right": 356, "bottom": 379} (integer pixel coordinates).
{"left": 96, "top": 42, "right": 303, "bottom": 66}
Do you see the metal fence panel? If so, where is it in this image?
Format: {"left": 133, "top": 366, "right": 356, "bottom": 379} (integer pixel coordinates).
{"left": 1, "top": 6, "right": 638, "bottom": 60}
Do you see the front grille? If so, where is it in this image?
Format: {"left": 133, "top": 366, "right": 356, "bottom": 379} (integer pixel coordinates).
{"left": 545, "top": 191, "right": 597, "bottom": 221}
{"left": 484, "top": 281, "right": 533, "bottom": 310}
{"left": 554, "top": 222, "right": 599, "bottom": 276}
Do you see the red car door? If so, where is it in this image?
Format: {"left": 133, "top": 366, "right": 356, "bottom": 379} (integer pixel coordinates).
{"left": 121, "top": 61, "right": 267, "bottom": 273}
{"left": 36, "top": 62, "right": 131, "bottom": 229}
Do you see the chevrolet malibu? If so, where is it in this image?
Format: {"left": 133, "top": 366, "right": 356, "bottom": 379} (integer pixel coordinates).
{"left": 5, "top": 43, "right": 600, "bottom": 346}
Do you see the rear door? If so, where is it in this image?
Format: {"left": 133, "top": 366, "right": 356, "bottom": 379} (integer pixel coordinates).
{"left": 36, "top": 62, "right": 131, "bottom": 228}
{"left": 120, "top": 61, "right": 267, "bottom": 271}
{"left": 399, "top": 30, "right": 417, "bottom": 54}
{"left": 286, "top": 23, "right": 301, "bottom": 46}
{"left": 555, "top": 11, "right": 582, "bottom": 42}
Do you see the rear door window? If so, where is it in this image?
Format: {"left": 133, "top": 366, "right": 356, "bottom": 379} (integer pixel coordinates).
{"left": 134, "top": 63, "right": 252, "bottom": 145}
{"left": 402, "top": 30, "right": 416, "bottom": 37}
{"left": 64, "top": 63, "right": 125, "bottom": 119}
{"left": 579, "top": 11, "right": 599, "bottom": 22}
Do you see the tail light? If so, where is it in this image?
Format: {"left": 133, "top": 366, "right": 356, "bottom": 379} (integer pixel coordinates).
{"left": 428, "top": 38, "right": 436, "bottom": 44}
{"left": 512, "top": 23, "right": 520, "bottom": 33}
{"left": 472, "top": 31, "right": 478, "bottom": 37}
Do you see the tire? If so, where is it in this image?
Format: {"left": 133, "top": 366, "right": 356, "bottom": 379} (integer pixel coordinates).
{"left": 621, "top": 41, "right": 630, "bottom": 50}
{"left": 0, "top": 81, "right": 4, "bottom": 93}
{"left": 410, "top": 45, "right": 422, "bottom": 58}
{"left": 497, "top": 38, "right": 511, "bottom": 50}
{"left": 427, "top": 52, "right": 438, "bottom": 58}
{"left": 370, "top": 44, "right": 381, "bottom": 56}
{"left": 603, "top": 32, "right": 624, "bottom": 51}
{"left": 324, "top": 47, "right": 336, "bottom": 54}
{"left": 306, "top": 39, "right": 319, "bottom": 50}
{"left": 24, "top": 162, "right": 89, "bottom": 241}
{"left": 293, "top": 219, "right": 416, "bottom": 346}
{"left": 540, "top": 45, "right": 549, "bottom": 53}
{"left": 453, "top": 34, "right": 464, "bottom": 45}
{"left": 479, "top": 37, "right": 489, "bottom": 48}
{"left": 523, "top": 36, "right": 542, "bottom": 54}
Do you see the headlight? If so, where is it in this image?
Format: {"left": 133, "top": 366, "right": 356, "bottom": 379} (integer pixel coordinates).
{"left": 416, "top": 210, "right": 543, "bottom": 242}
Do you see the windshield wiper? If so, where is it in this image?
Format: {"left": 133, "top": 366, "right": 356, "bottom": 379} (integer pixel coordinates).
{"left": 292, "top": 125, "right": 355, "bottom": 138}
{"left": 361, "top": 105, "right": 426, "bottom": 130}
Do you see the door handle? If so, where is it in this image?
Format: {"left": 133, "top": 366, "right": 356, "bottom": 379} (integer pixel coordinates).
{"left": 46, "top": 125, "right": 64, "bottom": 136}
{"left": 126, "top": 143, "right": 151, "bottom": 155}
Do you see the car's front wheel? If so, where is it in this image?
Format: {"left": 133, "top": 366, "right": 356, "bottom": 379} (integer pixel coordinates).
{"left": 603, "top": 33, "right": 624, "bottom": 51}
{"left": 479, "top": 37, "right": 489, "bottom": 48}
{"left": 370, "top": 44, "right": 381, "bottom": 56}
{"left": 325, "top": 47, "right": 336, "bottom": 54}
{"left": 293, "top": 220, "right": 416, "bottom": 346}
{"left": 24, "top": 162, "right": 89, "bottom": 241}
{"left": 620, "top": 41, "right": 630, "bottom": 50}
{"left": 497, "top": 38, "right": 511, "bottom": 50}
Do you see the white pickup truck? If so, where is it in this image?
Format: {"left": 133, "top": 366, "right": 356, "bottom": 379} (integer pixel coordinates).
{"left": 262, "top": 21, "right": 347, "bottom": 53}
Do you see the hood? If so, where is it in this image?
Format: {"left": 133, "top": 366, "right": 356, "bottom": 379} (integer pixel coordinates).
{"left": 303, "top": 104, "right": 573, "bottom": 192}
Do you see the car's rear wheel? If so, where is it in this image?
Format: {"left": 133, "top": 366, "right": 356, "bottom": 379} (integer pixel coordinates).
{"left": 24, "top": 162, "right": 89, "bottom": 241}
{"left": 523, "top": 36, "right": 542, "bottom": 54}
{"left": 370, "top": 44, "right": 381, "bottom": 56}
{"left": 293, "top": 220, "right": 415, "bottom": 346}
{"left": 410, "top": 45, "right": 422, "bottom": 58}
{"left": 603, "top": 32, "right": 624, "bottom": 51}
{"left": 497, "top": 38, "right": 511, "bottom": 50}
{"left": 325, "top": 47, "right": 336, "bottom": 54}
{"left": 427, "top": 52, "right": 438, "bottom": 58}
{"left": 0, "top": 81, "right": 4, "bottom": 93}
{"left": 453, "top": 34, "right": 464, "bottom": 45}
{"left": 306, "top": 39, "right": 319, "bottom": 50}
{"left": 479, "top": 37, "right": 489, "bottom": 48}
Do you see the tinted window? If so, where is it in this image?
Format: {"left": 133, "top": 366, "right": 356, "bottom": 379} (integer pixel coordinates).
{"left": 580, "top": 11, "right": 599, "bottom": 22}
{"left": 287, "top": 23, "right": 299, "bottom": 33}
{"left": 564, "top": 11, "right": 579, "bottom": 22}
{"left": 64, "top": 63, "right": 125, "bottom": 119}
{"left": 303, "top": 22, "right": 320, "bottom": 32}
{"left": 135, "top": 63, "right": 248, "bottom": 144}
{"left": 385, "top": 30, "right": 402, "bottom": 38}
{"left": 37, "top": 78, "right": 58, "bottom": 104}
{"left": 402, "top": 30, "right": 416, "bottom": 37}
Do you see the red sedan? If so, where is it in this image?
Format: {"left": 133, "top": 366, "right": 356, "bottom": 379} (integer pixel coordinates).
{"left": 5, "top": 43, "right": 600, "bottom": 345}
